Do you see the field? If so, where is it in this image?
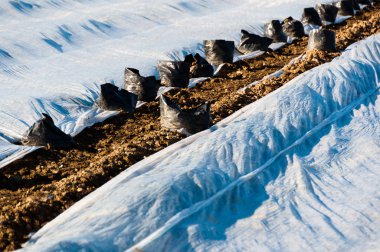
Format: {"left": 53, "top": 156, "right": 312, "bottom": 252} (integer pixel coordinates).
{"left": 0, "top": 0, "right": 380, "bottom": 251}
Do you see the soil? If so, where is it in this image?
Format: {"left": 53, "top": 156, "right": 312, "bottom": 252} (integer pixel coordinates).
{"left": 1, "top": 4, "right": 380, "bottom": 251}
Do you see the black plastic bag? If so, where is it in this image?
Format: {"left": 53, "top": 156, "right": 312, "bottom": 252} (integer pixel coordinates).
{"left": 159, "top": 95, "right": 211, "bottom": 135}
{"left": 237, "top": 30, "right": 273, "bottom": 54}
{"left": 307, "top": 29, "right": 336, "bottom": 52}
{"left": 21, "top": 113, "right": 74, "bottom": 148}
{"left": 124, "top": 68, "right": 160, "bottom": 102}
{"left": 281, "top": 17, "right": 305, "bottom": 40}
{"left": 302, "top": 7, "right": 323, "bottom": 26}
{"left": 316, "top": 4, "right": 339, "bottom": 23}
{"left": 204, "top": 40, "right": 235, "bottom": 66}
{"left": 264, "top": 20, "right": 287, "bottom": 43}
{"left": 158, "top": 61, "right": 190, "bottom": 88}
{"left": 184, "top": 54, "right": 195, "bottom": 65}
{"left": 352, "top": 0, "right": 360, "bottom": 10}
{"left": 351, "top": 0, "right": 361, "bottom": 10}
{"left": 185, "top": 53, "right": 214, "bottom": 78}
{"left": 99, "top": 83, "right": 138, "bottom": 112}
{"left": 356, "top": 0, "right": 371, "bottom": 4}
{"left": 335, "top": 1, "right": 355, "bottom": 16}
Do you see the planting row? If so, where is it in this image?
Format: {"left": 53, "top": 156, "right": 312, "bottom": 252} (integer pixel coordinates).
{"left": 19, "top": 0, "right": 375, "bottom": 150}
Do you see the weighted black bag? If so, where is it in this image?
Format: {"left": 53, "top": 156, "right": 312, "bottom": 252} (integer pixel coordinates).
{"left": 237, "top": 30, "right": 273, "bottom": 54}
{"left": 99, "top": 83, "right": 138, "bottom": 112}
{"left": 158, "top": 61, "right": 190, "bottom": 88}
{"left": 186, "top": 53, "right": 214, "bottom": 78}
{"left": 307, "top": 29, "right": 336, "bottom": 52}
{"left": 316, "top": 4, "right": 339, "bottom": 23}
{"left": 124, "top": 68, "right": 159, "bottom": 102}
{"left": 281, "top": 17, "right": 305, "bottom": 40}
{"left": 335, "top": 0, "right": 355, "bottom": 16}
{"left": 302, "top": 7, "right": 323, "bottom": 26}
{"left": 184, "top": 54, "right": 195, "bottom": 65}
{"left": 21, "top": 113, "right": 74, "bottom": 148}
{"left": 159, "top": 95, "right": 211, "bottom": 135}
{"left": 351, "top": 0, "right": 360, "bottom": 10}
{"left": 204, "top": 40, "right": 235, "bottom": 66}
{"left": 264, "top": 20, "right": 287, "bottom": 43}
{"left": 356, "top": 0, "right": 371, "bottom": 4}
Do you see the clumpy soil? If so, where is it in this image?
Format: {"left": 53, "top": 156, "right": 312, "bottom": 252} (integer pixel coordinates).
{"left": 1, "top": 4, "right": 380, "bottom": 251}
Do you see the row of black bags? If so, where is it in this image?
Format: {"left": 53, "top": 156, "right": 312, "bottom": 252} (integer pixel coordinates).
{"left": 21, "top": 0, "right": 374, "bottom": 147}
{"left": 100, "top": 0, "right": 370, "bottom": 94}
{"left": 98, "top": 82, "right": 212, "bottom": 135}
{"left": 21, "top": 89, "right": 212, "bottom": 148}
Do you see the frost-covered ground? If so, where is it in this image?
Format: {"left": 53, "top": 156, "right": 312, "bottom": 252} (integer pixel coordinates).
{"left": 20, "top": 33, "right": 380, "bottom": 252}
{"left": 0, "top": 0, "right": 329, "bottom": 167}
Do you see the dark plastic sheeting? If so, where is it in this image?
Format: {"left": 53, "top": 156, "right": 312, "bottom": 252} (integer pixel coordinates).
{"left": 335, "top": 0, "right": 355, "bottom": 16}
{"left": 99, "top": 83, "right": 138, "bottom": 112}
{"left": 237, "top": 30, "right": 273, "bottom": 54}
{"left": 158, "top": 61, "right": 190, "bottom": 88}
{"left": 21, "top": 113, "right": 74, "bottom": 148}
{"left": 124, "top": 68, "right": 160, "bottom": 102}
{"left": 307, "top": 29, "right": 336, "bottom": 52}
{"left": 264, "top": 20, "right": 287, "bottom": 43}
{"left": 356, "top": 0, "right": 371, "bottom": 4}
{"left": 351, "top": 0, "right": 361, "bottom": 10}
{"left": 160, "top": 95, "right": 211, "bottom": 134}
{"left": 316, "top": 3, "right": 339, "bottom": 23}
{"left": 204, "top": 40, "right": 235, "bottom": 66}
{"left": 302, "top": 7, "right": 323, "bottom": 26}
{"left": 185, "top": 53, "right": 214, "bottom": 78}
{"left": 281, "top": 17, "right": 305, "bottom": 40}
